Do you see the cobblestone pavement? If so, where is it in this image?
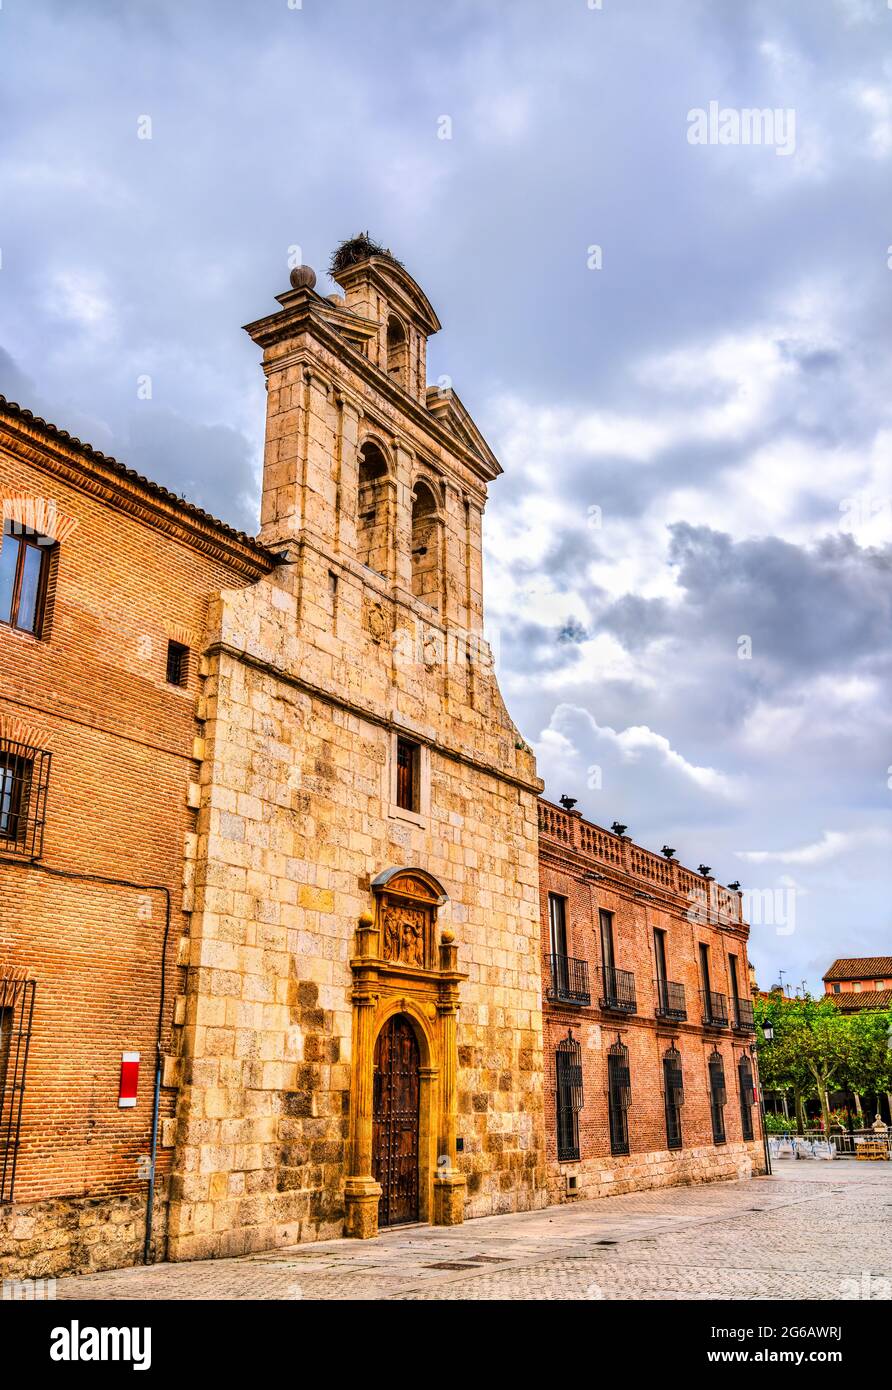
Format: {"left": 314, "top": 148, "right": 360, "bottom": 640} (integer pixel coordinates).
{"left": 57, "top": 1162, "right": 892, "bottom": 1301}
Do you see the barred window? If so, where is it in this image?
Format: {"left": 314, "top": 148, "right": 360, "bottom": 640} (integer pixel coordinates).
{"left": 663, "top": 1044, "right": 684, "bottom": 1151}
{"left": 0, "top": 521, "right": 55, "bottom": 637}
{"left": 738, "top": 1052, "right": 755, "bottom": 1142}
{"left": 0, "top": 739, "right": 51, "bottom": 859}
{"left": 0, "top": 976, "right": 36, "bottom": 1203}
{"left": 708, "top": 1047, "right": 727, "bottom": 1145}
{"left": 556, "top": 1032, "right": 583, "bottom": 1161}
{"left": 607, "top": 1039, "right": 631, "bottom": 1156}
{"left": 166, "top": 639, "right": 189, "bottom": 687}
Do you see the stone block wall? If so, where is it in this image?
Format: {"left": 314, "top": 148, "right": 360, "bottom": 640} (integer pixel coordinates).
{"left": 168, "top": 557, "right": 547, "bottom": 1259}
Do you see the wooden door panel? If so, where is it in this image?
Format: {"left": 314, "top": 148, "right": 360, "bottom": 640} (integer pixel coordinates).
{"left": 372, "top": 1015, "right": 420, "bottom": 1226}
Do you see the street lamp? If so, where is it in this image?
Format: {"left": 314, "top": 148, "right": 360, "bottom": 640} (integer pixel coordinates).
{"left": 752, "top": 1021, "right": 773, "bottom": 1175}
{"left": 762, "top": 1021, "right": 774, "bottom": 1044}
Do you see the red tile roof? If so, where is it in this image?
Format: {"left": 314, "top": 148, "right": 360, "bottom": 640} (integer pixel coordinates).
{"left": 827, "top": 989, "right": 892, "bottom": 1012}
{"left": 823, "top": 957, "right": 892, "bottom": 982}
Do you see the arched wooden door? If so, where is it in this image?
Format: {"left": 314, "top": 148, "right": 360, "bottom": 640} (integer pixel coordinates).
{"left": 372, "top": 1015, "right": 420, "bottom": 1226}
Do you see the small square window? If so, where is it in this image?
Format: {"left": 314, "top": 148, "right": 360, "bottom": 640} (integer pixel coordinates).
{"left": 166, "top": 640, "right": 189, "bottom": 687}
{"left": 395, "top": 737, "right": 419, "bottom": 813}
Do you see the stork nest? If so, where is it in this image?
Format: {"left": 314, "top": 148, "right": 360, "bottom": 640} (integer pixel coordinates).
{"left": 329, "top": 233, "right": 404, "bottom": 276}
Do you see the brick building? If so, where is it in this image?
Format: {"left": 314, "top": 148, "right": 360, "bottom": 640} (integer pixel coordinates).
{"left": 823, "top": 957, "right": 892, "bottom": 1013}
{"left": 0, "top": 400, "right": 275, "bottom": 1274}
{"left": 539, "top": 800, "right": 765, "bottom": 1199}
{"left": 0, "top": 237, "right": 762, "bottom": 1278}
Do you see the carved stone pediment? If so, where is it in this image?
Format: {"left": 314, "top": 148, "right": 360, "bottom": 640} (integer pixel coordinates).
{"left": 369, "top": 866, "right": 449, "bottom": 973}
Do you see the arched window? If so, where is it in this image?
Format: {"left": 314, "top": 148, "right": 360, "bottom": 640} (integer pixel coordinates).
{"left": 357, "top": 442, "right": 390, "bottom": 575}
{"left": 555, "top": 1031, "right": 583, "bottom": 1161}
{"left": 386, "top": 315, "right": 408, "bottom": 388}
{"left": 410, "top": 478, "right": 441, "bottom": 609}
{"left": 708, "top": 1047, "right": 727, "bottom": 1145}
{"left": 607, "top": 1038, "right": 631, "bottom": 1155}
{"left": 663, "top": 1044, "right": 684, "bottom": 1151}
{"left": 737, "top": 1052, "right": 755, "bottom": 1141}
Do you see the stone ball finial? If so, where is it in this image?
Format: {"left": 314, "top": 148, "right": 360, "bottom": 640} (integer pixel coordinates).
{"left": 290, "top": 264, "right": 317, "bottom": 291}
{"left": 358, "top": 910, "right": 374, "bottom": 928}
{"left": 440, "top": 926, "right": 455, "bottom": 945}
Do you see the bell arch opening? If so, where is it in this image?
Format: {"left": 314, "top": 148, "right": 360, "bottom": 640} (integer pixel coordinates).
{"left": 411, "top": 478, "right": 442, "bottom": 610}
{"left": 386, "top": 314, "right": 409, "bottom": 388}
{"left": 357, "top": 441, "right": 391, "bottom": 575}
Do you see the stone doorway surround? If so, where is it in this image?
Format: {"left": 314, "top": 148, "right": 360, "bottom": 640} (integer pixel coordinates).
{"left": 344, "top": 867, "right": 467, "bottom": 1238}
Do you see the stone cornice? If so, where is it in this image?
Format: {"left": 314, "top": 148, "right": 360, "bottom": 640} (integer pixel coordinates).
{"left": 243, "top": 290, "right": 501, "bottom": 487}
{"left": 206, "top": 639, "right": 543, "bottom": 797}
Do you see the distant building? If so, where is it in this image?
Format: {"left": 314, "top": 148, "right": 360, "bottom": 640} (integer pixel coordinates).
{"left": 823, "top": 958, "right": 892, "bottom": 1013}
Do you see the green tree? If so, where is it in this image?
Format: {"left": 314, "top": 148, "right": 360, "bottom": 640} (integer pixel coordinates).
{"left": 754, "top": 994, "right": 857, "bottom": 1134}
{"left": 835, "top": 1010, "right": 892, "bottom": 1120}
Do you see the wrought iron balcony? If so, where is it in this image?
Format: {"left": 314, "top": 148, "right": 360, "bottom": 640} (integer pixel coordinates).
{"left": 733, "top": 996, "right": 756, "bottom": 1032}
{"left": 596, "top": 965, "right": 637, "bottom": 1014}
{"left": 701, "top": 989, "right": 729, "bottom": 1027}
{"left": 655, "top": 978, "right": 687, "bottom": 1021}
{"left": 546, "top": 954, "right": 591, "bottom": 1006}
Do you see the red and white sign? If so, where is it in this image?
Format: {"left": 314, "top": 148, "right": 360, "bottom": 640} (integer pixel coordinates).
{"left": 118, "top": 1052, "right": 140, "bottom": 1107}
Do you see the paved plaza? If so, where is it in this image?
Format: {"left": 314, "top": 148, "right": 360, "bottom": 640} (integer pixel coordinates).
{"left": 56, "top": 1162, "right": 891, "bottom": 1301}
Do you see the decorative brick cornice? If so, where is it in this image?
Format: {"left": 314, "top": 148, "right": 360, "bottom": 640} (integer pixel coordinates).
{"left": 0, "top": 400, "right": 278, "bottom": 580}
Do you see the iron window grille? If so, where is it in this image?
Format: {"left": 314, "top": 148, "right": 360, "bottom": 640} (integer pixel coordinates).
{"left": 663, "top": 1045, "right": 684, "bottom": 1151}
{"left": 0, "top": 975, "right": 36, "bottom": 1203}
{"left": 0, "top": 739, "right": 50, "bottom": 860}
{"left": 738, "top": 1053, "right": 755, "bottom": 1141}
{"left": 556, "top": 1032, "right": 583, "bottom": 1161}
{"left": 597, "top": 965, "right": 637, "bottom": 1014}
{"left": 547, "top": 954, "right": 591, "bottom": 1006}
{"left": 607, "top": 1039, "right": 631, "bottom": 1156}
{"left": 708, "top": 1047, "right": 727, "bottom": 1145}
{"left": 166, "top": 639, "right": 189, "bottom": 687}
{"left": 0, "top": 522, "right": 55, "bottom": 637}
{"left": 655, "top": 978, "right": 687, "bottom": 1021}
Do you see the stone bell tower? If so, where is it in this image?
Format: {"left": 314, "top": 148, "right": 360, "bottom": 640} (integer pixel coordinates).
{"left": 169, "top": 236, "right": 546, "bottom": 1260}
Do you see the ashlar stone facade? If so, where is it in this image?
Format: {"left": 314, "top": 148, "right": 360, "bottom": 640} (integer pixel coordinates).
{"left": 168, "top": 249, "right": 548, "bottom": 1260}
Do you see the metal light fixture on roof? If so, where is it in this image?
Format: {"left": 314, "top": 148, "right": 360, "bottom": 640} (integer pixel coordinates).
{"left": 728, "top": 880, "right": 741, "bottom": 892}
{"left": 559, "top": 794, "right": 578, "bottom": 811}
{"left": 611, "top": 821, "right": 627, "bottom": 836}
{"left": 698, "top": 864, "right": 711, "bottom": 877}
{"left": 661, "top": 846, "right": 676, "bottom": 859}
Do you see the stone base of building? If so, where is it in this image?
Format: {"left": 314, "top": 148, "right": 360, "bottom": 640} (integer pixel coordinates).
{"left": 0, "top": 1187, "right": 169, "bottom": 1280}
{"left": 548, "top": 1140, "right": 766, "bottom": 1204}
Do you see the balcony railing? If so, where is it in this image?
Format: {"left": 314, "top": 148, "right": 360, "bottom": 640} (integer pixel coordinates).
{"left": 596, "top": 965, "right": 637, "bottom": 1013}
{"left": 733, "top": 996, "right": 756, "bottom": 1032}
{"left": 655, "top": 978, "right": 687, "bottom": 1021}
{"left": 546, "top": 954, "right": 591, "bottom": 1006}
{"left": 701, "top": 989, "right": 729, "bottom": 1027}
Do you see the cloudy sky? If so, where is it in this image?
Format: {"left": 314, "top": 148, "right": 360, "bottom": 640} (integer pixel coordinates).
{"left": 1, "top": 0, "right": 890, "bottom": 992}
